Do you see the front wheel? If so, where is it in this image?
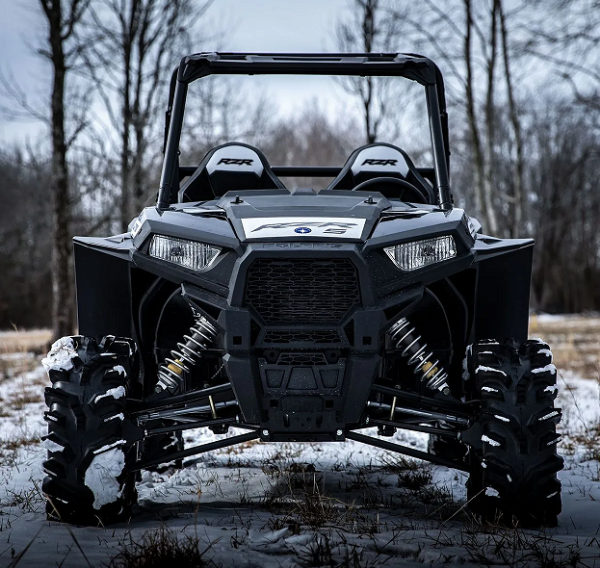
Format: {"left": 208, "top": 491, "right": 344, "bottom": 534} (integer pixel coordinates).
{"left": 42, "top": 335, "right": 138, "bottom": 525}
{"left": 465, "top": 338, "right": 563, "bottom": 527}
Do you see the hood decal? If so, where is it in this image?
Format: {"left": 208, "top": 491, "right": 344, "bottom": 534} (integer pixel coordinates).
{"left": 241, "top": 217, "right": 366, "bottom": 240}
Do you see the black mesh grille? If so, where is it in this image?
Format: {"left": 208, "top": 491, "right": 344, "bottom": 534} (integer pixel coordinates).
{"left": 245, "top": 258, "right": 360, "bottom": 323}
{"left": 277, "top": 352, "right": 328, "bottom": 365}
{"left": 263, "top": 330, "right": 341, "bottom": 344}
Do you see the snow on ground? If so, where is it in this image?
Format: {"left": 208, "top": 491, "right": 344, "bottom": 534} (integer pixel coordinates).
{"left": 0, "top": 355, "right": 599, "bottom": 567}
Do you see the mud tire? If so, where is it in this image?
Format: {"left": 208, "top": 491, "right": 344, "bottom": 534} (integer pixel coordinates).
{"left": 465, "top": 338, "right": 563, "bottom": 527}
{"left": 42, "top": 336, "right": 138, "bottom": 525}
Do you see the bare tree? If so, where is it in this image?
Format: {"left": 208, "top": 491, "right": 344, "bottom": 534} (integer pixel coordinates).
{"left": 37, "top": 0, "right": 90, "bottom": 340}
{"left": 498, "top": 0, "right": 524, "bottom": 238}
{"left": 463, "top": 0, "right": 494, "bottom": 232}
{"left": 261, "top": 101, "right": 361, "bottom": 188}
{"left": 336, "top": 0, "right": 401, "bottom": 144}
{"left": 82, "top": 0, "right": 210, "bottom": 231}
{"left": 0, "top": 146, "right": 53, "bottom": 329}
{"left": 386, "top": 0, "right": 534, "bottom": 236}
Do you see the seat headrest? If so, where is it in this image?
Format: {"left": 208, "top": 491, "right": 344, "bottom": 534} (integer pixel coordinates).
{"left": 326, "top": 143, "right": 435, "bottom": 204}
{"left": 179, "top": 142, "right": 285, "bottom": 202}
{"left": 349, "top": 145, "right": 411, "bottom": 182}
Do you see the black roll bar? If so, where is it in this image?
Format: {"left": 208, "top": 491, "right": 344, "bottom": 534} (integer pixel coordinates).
{"left": 157, "top": 52, "right": 452, "bottom": 211}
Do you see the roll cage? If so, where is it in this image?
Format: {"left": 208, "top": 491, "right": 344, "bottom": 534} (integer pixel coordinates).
{"left": 157, "top": 52, "right": 452, "bottom": 212}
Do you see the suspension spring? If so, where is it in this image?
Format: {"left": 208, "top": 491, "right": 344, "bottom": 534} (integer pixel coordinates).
{"left": 388, "top": 317, "right": 450, "bottom": 394}
{"left": 156, "top": 313, "right": 218, "bottom": 394}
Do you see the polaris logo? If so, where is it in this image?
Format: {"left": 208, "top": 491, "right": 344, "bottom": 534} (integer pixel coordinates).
{"left": 217, "top": 158, "right": 254, "bottom": 166}
{"left": 362, "top": 159, "right": 398, "bottom": 166}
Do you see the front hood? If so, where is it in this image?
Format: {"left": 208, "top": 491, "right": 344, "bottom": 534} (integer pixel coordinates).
{"left": 121, "top": 188, "right": 472, "bottom": 258}
{"left": 213, "top": 189, "right": 433, "bottom": 242}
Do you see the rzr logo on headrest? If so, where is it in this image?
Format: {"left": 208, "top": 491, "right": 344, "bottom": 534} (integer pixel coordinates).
{"left": 362, "top": 159, "right": 398, "bottom": 166}
{"left": 217, "top": 158, "right": 254, "bottom": 166}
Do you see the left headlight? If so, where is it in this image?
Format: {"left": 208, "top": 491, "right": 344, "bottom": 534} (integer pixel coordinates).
{"left": 149, "top": 235, "right": 220, "bottom": 271}
{"left": 384, "top": 235, "right": 457, "bottom": 272}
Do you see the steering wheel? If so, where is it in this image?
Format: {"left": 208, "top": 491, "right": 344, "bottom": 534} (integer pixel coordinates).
{"left": 351, "top": 176, "right": 428, "bottom": 203}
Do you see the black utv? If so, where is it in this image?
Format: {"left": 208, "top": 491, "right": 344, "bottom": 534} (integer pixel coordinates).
{"left": 41, "top": 53, "right": 562, "bottom": 527}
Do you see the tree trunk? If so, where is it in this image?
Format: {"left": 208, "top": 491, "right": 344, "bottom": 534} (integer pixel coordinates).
{"left": 482, "top": 0, "right": 499, "bottom": 236}
{"left": 45, "top": 0, "right": 74, "bottom": 341}
{"left": 119, "top": 7, "right": 134, "bottom": 233}
{"left": 499, "top": 0, "right": 524, "bottom": 238}
{"left": 463, "top": 0, "right": 489, "bottom": 230}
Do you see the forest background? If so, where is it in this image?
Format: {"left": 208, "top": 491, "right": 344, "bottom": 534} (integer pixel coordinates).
{"left": 1, "top": 0, "right": 599, "bottom": 340}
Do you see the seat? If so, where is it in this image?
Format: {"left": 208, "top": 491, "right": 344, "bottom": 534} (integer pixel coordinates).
{"left": 178, "top": 142, "right": 286, "bottom": 202}
{"left": 326, "top": 143, "right": 435, "bottom": 204}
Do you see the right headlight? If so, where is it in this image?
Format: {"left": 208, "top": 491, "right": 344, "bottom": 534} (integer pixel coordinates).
{"left": 149, "top": 235, "right": 220, "bottom": 271}
{"left": 384, "top": 235, "right": 457, "bottom": 272}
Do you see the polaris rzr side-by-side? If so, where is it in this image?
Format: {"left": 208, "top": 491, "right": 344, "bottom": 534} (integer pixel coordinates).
{"left": 41, "top": 53, "right": 563, "bottom": 527}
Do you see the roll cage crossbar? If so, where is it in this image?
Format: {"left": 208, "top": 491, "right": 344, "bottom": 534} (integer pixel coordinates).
{"left": 157, "top": 52, "right": 452, "bottom": 211}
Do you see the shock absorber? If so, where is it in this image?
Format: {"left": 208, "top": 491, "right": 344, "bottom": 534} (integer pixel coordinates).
{"left": 388, "top": 317, "right": 450, "bottom": 394}
{"left": 156, "top": 313, "right": 218, "bottom": 394}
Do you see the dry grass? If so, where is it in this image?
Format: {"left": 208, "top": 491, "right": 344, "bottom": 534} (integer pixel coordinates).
{"left": 108, "top": 526, "right": 221, "bottom": 568}
{"left": 0, "top": 329, "right": 51, "bottom": 355}
{"left": 529, "top": 314, "right": 600, "bottom": 376}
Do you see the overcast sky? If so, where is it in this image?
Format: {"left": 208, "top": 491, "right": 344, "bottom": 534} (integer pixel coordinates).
{"left": 0, "top": 0, "right": 354, "bottom": 145}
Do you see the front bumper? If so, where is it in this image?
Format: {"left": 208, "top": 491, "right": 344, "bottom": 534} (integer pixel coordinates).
{"left": 183, "top": 243, "right": 438, "bottom": 441}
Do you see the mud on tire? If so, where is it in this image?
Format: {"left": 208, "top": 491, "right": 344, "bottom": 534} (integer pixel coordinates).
{"left": 42, "top": 335, "right": 138, "bottom": 525}
{"left": 466, "top": 338, "right": 563, "bottom": 527}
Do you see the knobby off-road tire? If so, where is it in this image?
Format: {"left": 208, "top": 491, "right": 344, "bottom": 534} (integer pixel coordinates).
{"left": 466, "top": 338, "right": 563, "bottom": 527}
{"left": 42, "top": 336, "right": 138, "bottom": 525}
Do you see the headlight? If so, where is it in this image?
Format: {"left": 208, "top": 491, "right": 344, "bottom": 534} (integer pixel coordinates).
{"left": 149, "top": 235, "right": 220, "bottom": 271}
{"left": 384, "top": 236, "right": 457, "bottom": 271}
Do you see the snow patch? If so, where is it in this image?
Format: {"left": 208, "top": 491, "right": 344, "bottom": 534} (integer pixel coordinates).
{"left": 538, "top": 410, "right": 560, "bottom": 421}
{"left": 41, "top": 438, "right": 64, "bottom": 453}
{"left": 544, "top": 384, "right": 559, "bottom": 394}
{"left": 111, "top": 365, "right": 126, "bottom": 377}
{"left": 494, "top": 414, "right": 510, "bottom": 422}
{"left": 531, "top": 364, "right": 557, "bottom": 375}
{"left": 93, "top": 439, "right": 127, "bottom": 455}
{"left": 462, "top": 353, "right": 470, "bottom": 381}
{"left": 538, "top": 348, "right": 553, "bottom": 361}
{"left": 485, "top": 487, "right": 500, "bottom": 497}
{"left": 41, "top": 337, "right": 77, "bottom": 372}
{"left": 476, "top": 365, "right": 506, "bottom": 376}
{"left": 481, "top": 386, "right": 499, "bottom": 393}
{"left": 104, "top": 413, "right": 125, "bottom": 423}
{"left": 94, "top": 386, "right": 126, "bottom": 404}
{"left": 84, "top": 447, "right": 125, "bottom": 509}
{"left": 481, "top": 435, "right": 501, "bottom": 447}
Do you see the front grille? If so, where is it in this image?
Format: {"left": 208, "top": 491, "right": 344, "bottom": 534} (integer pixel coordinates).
{"left": 245, "top": 258, "right": 360, "bottom": 323}
{"left": 263, "top": 329, "right": 341, "bottom": 344}
{"left": 277, "top": 352, "right": 328, "bottom": 365}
